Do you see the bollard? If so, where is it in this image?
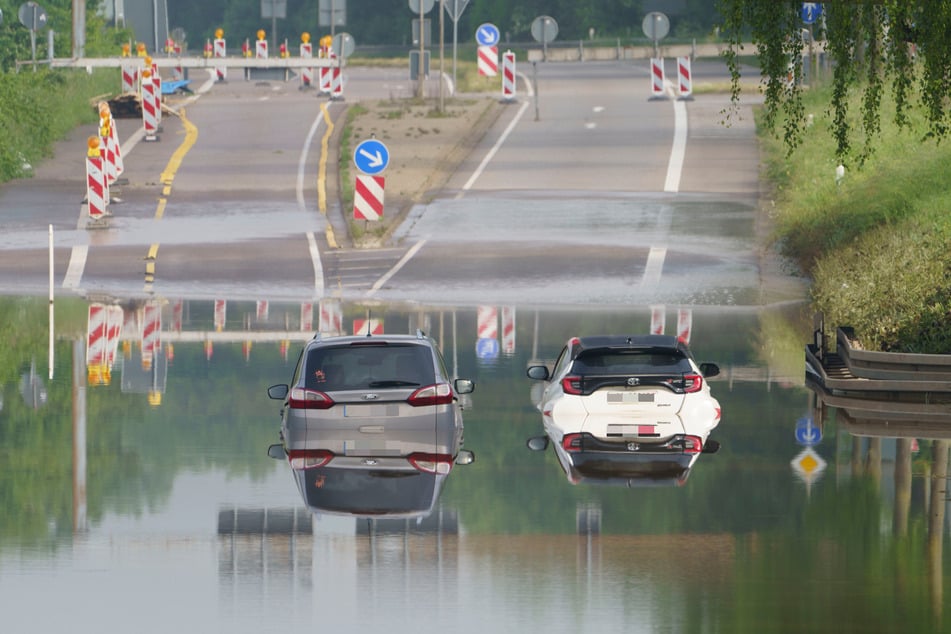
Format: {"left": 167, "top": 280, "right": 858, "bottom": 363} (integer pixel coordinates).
{"left": 85, "top": 136, "right": 106, "bottom": 224}
{"left": 141, "top": 68, "right": 159, "bottom": 141}
{"left": 649, "top": 57, "right": 666, "bottom": 99}
{"left": 300, "top": 33, "right": 313, "bottom": 89}
{"left": 501, "top": 50, "right": 516, "bottom": 101}
{"left": 214, "top": 29, "right": 227, "bottom": 81}
{"left": 677, "top": 55, "right": 693, "bottom": 100}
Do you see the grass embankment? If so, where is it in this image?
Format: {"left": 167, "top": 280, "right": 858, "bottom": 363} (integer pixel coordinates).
{"left": 0, "top": 69, "right": 118, "bottom": 182}
{"left": 763, "top": 87, "right": 951, "bottom": 353}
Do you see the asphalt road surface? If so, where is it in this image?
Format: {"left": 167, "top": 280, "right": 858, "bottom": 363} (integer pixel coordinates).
{"left": 0, "top": 61, "right": 780, "bottom": 308}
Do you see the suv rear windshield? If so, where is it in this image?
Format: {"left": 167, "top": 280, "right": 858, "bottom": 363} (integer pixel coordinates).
{"left": 573, "top": 348, "right": 692, "bottom": 375}
{"left": 304, "top": 343, "right": 436, "bottom": 391}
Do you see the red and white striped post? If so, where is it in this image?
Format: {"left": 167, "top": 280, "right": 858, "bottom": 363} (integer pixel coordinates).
{"left": 354, "top": 175, "right": 385, "bottom": 221}
{"left": 85, "top": 136, "right": 107, "bottom": 224}
{"left": 256, "top": 32, "right": 268, "bottom": 59}
{"left": 141, "top": 300, "right": 161, "bottom": 371}
{"left": 141, "top": 68, "right": 159, "bottom": 141}
{"left": 214, "top": 34, "right": 227, "bottom": 81}
{"left": 650, "top": 57, "right": 666, "bottom": 99}
{"left": 330, "top": 56, "right": 343, "bottom": 99}
{"left": 501, "top": 50, "right": 516, "bottom": 101}
{"left": 301, "top": 302, "right": 314, "bottom": 332}
{"left": 650, "top": 305, "right": 666, "bottom": 335}
{"left": 501, "top": 306, "right": 516, "bottom": 355}
{"left": 478, "top": 45, "right": 498, "bottom": 76}
{"left": 300, "top": 37, "right": 314, "bottom": 88}
{"left": 677, "top": 55, "right": 693, "bottom": 100}
{"left": 319, "top": 50, "right": 333, "bottom": 93}
{"left": 121, "top": 64, "right": 137, "bottom": 93}
{"left": 677, "top": 308, "right": 693, "bottom": 343}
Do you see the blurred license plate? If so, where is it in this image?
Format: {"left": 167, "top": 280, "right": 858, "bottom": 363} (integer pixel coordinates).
{"left": 343, "top": 404, "right": 400, "bottom": 417}
{"left": 607, "top": 392, "right": 654, "bottom": 403}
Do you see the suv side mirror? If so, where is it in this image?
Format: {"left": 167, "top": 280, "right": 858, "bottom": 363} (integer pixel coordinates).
{"left": 526, "top": 436, "right": 550, "bottom": 451}
{"left": 267, "top": 444, "right": 286, "bottom": 460}
{"left": 699, "top": 363, "right": 720, "bottom": 378}
{"left": 526, "top": 365, "right": 550, "bottom": 381}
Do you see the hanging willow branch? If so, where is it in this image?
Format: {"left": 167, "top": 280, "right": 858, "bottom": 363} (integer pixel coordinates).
{"left": 719, "top": 0, "right": 951, "bottom": 164}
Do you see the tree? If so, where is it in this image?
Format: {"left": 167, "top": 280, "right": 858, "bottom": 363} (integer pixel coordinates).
{"left": 718, "top": 0, "right": 949, "bottom": 166}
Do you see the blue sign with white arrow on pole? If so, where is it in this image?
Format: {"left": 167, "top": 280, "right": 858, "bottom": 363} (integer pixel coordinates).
{"left": 801, "top": 3, "right": 822, "bottom": 25}
{"left": 353, "top": 139, "right": 390, "bottom": 175}
{"left": 795, "top": 415, "right": 822, "bottom": 446}
{"left": 475, "top": 23, "right": 500, "bottom": 47}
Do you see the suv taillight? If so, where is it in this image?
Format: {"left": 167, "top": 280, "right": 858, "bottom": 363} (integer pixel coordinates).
{"left": 681, "top": 435, "right": 703, "bottom": 454}
{"left": 562, "top": 433, "right": 583, "bottom": 452}
{"left": 407, "top": 383, "right": 453, "bottom": 406}
{"left": 408, "top": 452, "right": 453, "bottom": 474}
{"left": 561, "top": 375, "right": 584, "bottom": 395}
{"left": 288, "top": 449, "right": 334, "bottom": 470}
{"left": 289, "top": 387, "right": 335, "bottom": 409}
{"left": 682, "top": 374, "right": 703, "bottom": 393}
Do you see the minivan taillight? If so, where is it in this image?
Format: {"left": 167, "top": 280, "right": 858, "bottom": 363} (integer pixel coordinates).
{"left": 407, "top": 383, "right": 453, "bottom": 406}
{"left": 562, "top": 433, "right": 583, "bottom": 452}
{"left": 408, "top": 452, "right": 453, "bottom": 474}
{"left": 561, "top": 375, "right": 584, "bottom": 395}
{"left": 289, "top": 387, "right": 335, "bottom": 409}
{"left": 288, "top": 449, "right": 334, "bottom": 470}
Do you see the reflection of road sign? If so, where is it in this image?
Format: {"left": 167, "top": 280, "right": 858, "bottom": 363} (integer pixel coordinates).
{"left": 475, "top": 22, "right": 500, "bottom": 46}
{"left": 801, "top": 3, "right": 822, "bottom": 25}
{"left": 795, "top": 416, "right": 822, "bottom": 446}
{"left": 642, "top": 11, "right": 669, "bottom": 41}
{"left": 476, "top": 337, "right": 499, "bottom": 360}
{"left": 791, "top": 447, "right": 827, "bottom": 481}
{"left": 353, "top": 139, "right": 390, "bottom": 175}
{"left": 531, "top": 16, "right": 558, "bottom": 44}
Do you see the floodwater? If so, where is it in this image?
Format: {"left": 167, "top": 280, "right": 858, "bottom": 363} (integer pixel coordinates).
{"left": 0, "top": 297, "right": 948, "bottom": 634}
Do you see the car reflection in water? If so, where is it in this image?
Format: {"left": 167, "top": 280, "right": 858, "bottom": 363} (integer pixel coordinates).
{"left": 266, "top": 331, "right": 475, "bottom": 519}
{"left": 525, "top": 334, "right": 722, "bottom": 487}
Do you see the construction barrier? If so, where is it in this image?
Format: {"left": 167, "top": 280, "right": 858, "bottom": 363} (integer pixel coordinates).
{"left": 256, "top": 37, "right": 268, "bottom": 59}
{"left": 501, "top": 50, "right": 516, "bottom": 101}
{"left": 214, "top": 36, "right": 227, "bottom": 81}
{"left": 319, "top": 51, "right": 334, "bottom": 93}
{"left": 85, "top": 137, "right": 106, "bottom": 223}
{"left": 300, "top": 40, "right": 313, "bottom": 88}
{"left": 141, "top": 68, "right": 159, "bottom": 141}
{"left": 330, "top": 58, "right": 343, "bottom": 99}
{"left": 121, "top": 64, "right": 137, "bottom": 93}
{"left": 477, "top": 306, "right": 498, "bottom": 340}
{"left": 501, "top": 306, "right": 516, "bottom": 355}
{"left": 353, "top": 318, "right": 383, "bottom": 336}
{"left": 677, "top": 55, "right": 693, "bottom": 99}
{"left": 353, "top": 175, "right": 384, "bottom": 220}
{"left": 318, "top": 300, "right": 341, "bottom": 334}
{"left": 478, "top": 45, "right": 498, "bottom": 77}
{"left": 677, "top": 308, "right": 693, "bottom": 343}
{"left": 650, "top": 57, "right": 665, "bottom": 98}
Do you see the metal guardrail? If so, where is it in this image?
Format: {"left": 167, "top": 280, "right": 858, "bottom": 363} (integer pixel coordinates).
{"left": 836, "top": 326, "right": 951, "bottom": 381}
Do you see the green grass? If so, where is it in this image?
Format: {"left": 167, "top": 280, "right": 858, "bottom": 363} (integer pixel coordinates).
{"left": 762, "top": 81, "right": 951, "bottom": 352}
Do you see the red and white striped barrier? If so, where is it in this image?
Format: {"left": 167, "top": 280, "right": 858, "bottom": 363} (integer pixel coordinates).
{"left": 301, "top": 302, "right": 314, "bottom": 332}
{"left": 650, "top": 57, "right": 665, "bottom": 98}
{"left": 105, "top": 105, "right": 123, "bottom": 178}
{"left": 319, "top": 51, "right": 333, "bottom": 93}
{"left": 501, "top": 306, "right": 516, "bottom": 355}
{"left": 330, "top": 62, "right": 343, "bottom": 99}
{"left": 214, "top": 38, "right": 227, "bottom": 81}
{"left": 141, "top": 69, "right": 159, "bottom": 141}
{"left": 650, "top": 305, "right": 666, "bottom": 335}
{"left": 677, "top": 55, "right": 692, "bottom": 99}
{"left": 141, "top": 301, "right": 162, "bottom": 370}
{"left": 319, "top": 300, "right": 342, "bottom": 334}
{"left": 477, "top": 306, "right": 498, "bottom": 340}
{"left": 256, "top": 39, "right": 268, "bottom": 58}
{"left": 256, "top": 300, "right": 269, "bottom": 321}
{"left": 121, "top": 64, "right": 137, "bottom": 93}
{"left": 677, "top": 308, "right": 693, "bottom": 343}
{"left": 354, "top": 175, "right": 385, "bottom": 221}
{"left": 170, "top": 45, "right": 184, "bottom": 81}
{"left": 85, "top": 137, "right": 106, "bottom": 222}
{"left": 300, "top": 41, "right": 313, "bottom": 87}
{"left": 353, "top": 318, "right": 384, "bottom": 336}
{"left": 501, "top": 50, "right": 516, "bottom": 101}
{"left": 478, "top": 45, "right": 498, "bottom": 77}
{"left": 214, "top": 299, "right": 227, "bottom": 332}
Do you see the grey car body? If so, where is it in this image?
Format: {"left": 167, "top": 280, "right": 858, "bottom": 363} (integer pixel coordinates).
{"left": 268, "top": 331, "right": 475, "bottom": 518}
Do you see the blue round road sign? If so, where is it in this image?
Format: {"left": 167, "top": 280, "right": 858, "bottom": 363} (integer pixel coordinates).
{"left": 795, "top": 415, "right": 822, "bottom": 446}
{"left": 353, "top": 139, "right": 390, "bottom": 175}
{"left": 475, "top": 23, "right": 500, "bottom": 47}
{"left": 475, "top": 337, "right": 499, "bottom": 360}
{"left": 801, "top": 3, "right": 822, "bottom": 25}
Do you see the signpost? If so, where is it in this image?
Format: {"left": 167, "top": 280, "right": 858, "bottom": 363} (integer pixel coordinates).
{"left": 530, "top": 16, "right": 557, "bottom": 62}
{"left": 318, "top": 0, "right": 346, "bottom": 35}
{"left": 444, "top": 0, "right": 470, "bottom": 88}
{"left": 642, "top": 11, "right": 669, "bottom": 57}
{"left": 475, "top": 22, "right": 500, "bottom": 47}
{"left": 409, "top": 0, "right": 434, "bottom": 99}
{"left": 353, "top": 139, "right": 389, "bottom": 176}
{"left": 18, "top": 2, "right": 48, "bottom": 71}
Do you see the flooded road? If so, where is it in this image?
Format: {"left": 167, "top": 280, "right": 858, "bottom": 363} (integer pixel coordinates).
{"left": 0, "top": 297, "right": 947, "bottom": 633}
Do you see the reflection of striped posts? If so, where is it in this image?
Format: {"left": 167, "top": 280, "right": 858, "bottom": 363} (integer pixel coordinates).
{"left": 86, "top": 304, "right": 108, "bottom": 384}
{"left": 105, "top": 305, "right": 124, "bottom": 371}
{"left": 477, "top": 306, "right": 498, "bottom": 341}
{"left": 353, "top": 318, "right": 383, "bottom": 336}
{"left": 650, "top": 305, "right": 666, "bottom": 335}
{"left": 85, "top": 137, "right": 106, "bottom": 222}
{"left": 501, "top": 306, "right": 516, "bottom": 355}
{"left": 300, "top": 41, "right": 313, "bottom": 88}
{"left": 141, "top": 69, "right": 159, "bottom": 141}
{"left": 214, "top": 299, "right": 227, "bottom": 332}
{"left": 650, "top": 57, "right": 665, "bottom": 98}
{"left": 141, "top": 301, "right": 161, "bottom": 370}
{"left": 677, "top": 308, "right": 693, "bottom": 343}
{"left": 319, "top": 300, "right": 341, "bottom": 334}
{"left": 501, "top": 50, "right": 516, "bottom": 101}
{"left": 301, "top": 302, "right": 314, "bottom": 332}
{"left": 677, "top": 56, "right": 693, "bottom": 99}
{"left": 214, "top": 38, "right": 227, "bottom": 81}
{"left": 121, "top": 65, "right": 137, "bottom": 93}
{"left": 256, "top": 300, "right": 269, "bottom": 321}
{"left": 478, "top": 45, "right": 498, "bottom": 76}
{"left": 171, "top": 298, "right": 183, "bottom": 331}
{"left": 354, "top": 175, "right": 384, "bottom": 220}
{"left": 171, "top": 44, "right": 184, "bottom": 81}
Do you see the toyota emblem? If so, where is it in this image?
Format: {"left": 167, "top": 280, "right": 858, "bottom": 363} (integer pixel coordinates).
{"left": 627, "top": 377, "right": 640, "bottom": 386}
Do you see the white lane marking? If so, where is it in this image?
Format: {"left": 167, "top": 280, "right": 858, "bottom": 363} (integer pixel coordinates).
{"left": 366, "top": 239, "right": 427, "bottom": 297}
{"left": 641, "top": 246, "right": 667, "bottom": 287}
{"left": 62, "top": 245, "right": 88, "bottom": 289}
{"left": 457, "top": 100, "right": 529, "bottom": 196}
{"left": 297, "top": 111, "right": 325, "bottom": 212}
{"left": 306, "top": 232, "right": 325, "bottom": 299}
{"left": 664, "top": 97, "right": 687, "bottom": 193}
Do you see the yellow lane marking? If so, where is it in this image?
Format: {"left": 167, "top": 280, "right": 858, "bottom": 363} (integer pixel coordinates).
{"left": 318, "top": 103, "right": 339, "bottom": 249}
{"left": 155, "top": 197, "right": 167, "bottom": 219}
{"left": 147, "top": 244, "right": 159, "bottom": 260}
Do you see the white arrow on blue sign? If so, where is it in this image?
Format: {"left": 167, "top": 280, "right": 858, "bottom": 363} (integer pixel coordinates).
{"left": 475, "top": 23, "right": 500, "bottom": 47}
{"left": 795, "top": 415, "right": 822, "bottom": 446}
{"left": 801, "top": 3, "right": 822, "bottom": 25}
{"left": 353, "top": 139, "right": 390, "bottom": 175}
{"left": 475, "top": 337, "right": 499, "bottom": 360}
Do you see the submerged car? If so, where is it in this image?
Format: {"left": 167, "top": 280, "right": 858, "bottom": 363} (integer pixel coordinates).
{"left": 525, "top": 334, "right": 721, "bottom": 487}
{"left": 267, "top": 331, "right": 475, "bottom": 518}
